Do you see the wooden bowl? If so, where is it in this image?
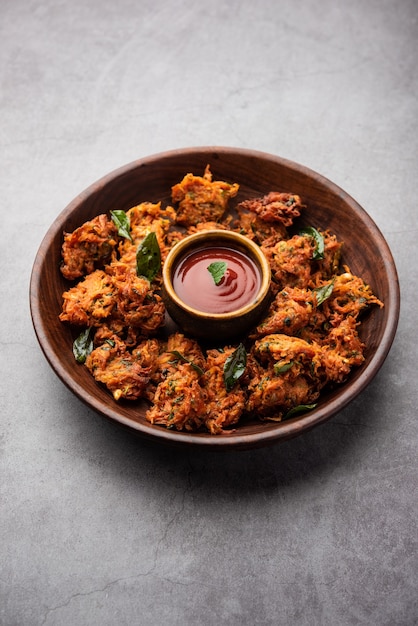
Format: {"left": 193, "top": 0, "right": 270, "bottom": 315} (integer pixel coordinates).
{"left": 30, "top": 147, "right": 400, "bottom": 450}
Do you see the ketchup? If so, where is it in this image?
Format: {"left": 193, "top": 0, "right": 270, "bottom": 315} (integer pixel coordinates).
{"left": 172, "top": 246, "right": 261, "bottom": 314}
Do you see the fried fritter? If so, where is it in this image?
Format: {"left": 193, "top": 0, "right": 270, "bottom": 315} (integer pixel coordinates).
{"left": 171, "top": 165, "right": 239, "bottom": 226}
{"left": 85, "top": 334, "right": 152, "bottom": 401}
{"left": 253, "top": 286, "right": 317, "bottom": 338}
{"left": 118, "top": 201, "right": 176, "bottom": 267}
{"left": 237, "top": 192, "right": 304, "bottom": 227}
{"left": 60, "top": 269, "right": 115, "bottom": 326}
{"left": 321, "top": 269, "right": 383, "bottom": 325}
{"left": 145, "top": 364, "right": 207, "bottom": 431}
{"left": 61, "top": 214, "right": 118, "bottom": 280}
{"left": 246, "top": 341, "right": 319, "bottom": 419}
{"left": 203, "top": 347, "right": 246, "bottom": 434}
{"left": 261, "top": 234, "right": 314, "bottom": 290}
{"left": 316, "top": 317, "right": 365, "bottom": 385}
{"left": 60, "top": 263, "right": 165, "bottom": 336}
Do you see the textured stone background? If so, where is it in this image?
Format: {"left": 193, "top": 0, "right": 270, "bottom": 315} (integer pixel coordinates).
{"left": 1, "top": 0, "right": 417, "bottom": 624}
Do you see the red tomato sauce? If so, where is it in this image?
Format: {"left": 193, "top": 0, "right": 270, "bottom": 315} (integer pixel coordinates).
{"left": 172, "top": 246, "right": 261, "bottom": 313}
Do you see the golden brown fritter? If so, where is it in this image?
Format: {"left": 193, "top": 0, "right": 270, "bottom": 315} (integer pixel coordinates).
{"left": 261, "top": 234, "right": 315, "bottom": 290}
{"left": 315, "top": 317, "right": 365, "bottom": 385}
{"left": 237, "top": 192, "right": 304, "bottom": 226}
{"left": 145, "top": 364, "right": 207, "bottom": 431}
{"left": 118, "top": 201, "right": 176, "bottom": 267}
{"left": 321, "top": 268, "right": 383, "bottom": 325}
{"left": 106, "top": 261, "right": 165, "bottom": 333}
{"left": 246, "top": 340, "right": 319, "bottom": 419}
{"left": 171, "top": 165, "right": 239, "bottom": 226}
{"left": 59, "top": 264, "right": 165, "bottom": 337}
{"left": 85, "top": 334, "right": 152, "bottom": 401}
{"left": 253, "top": 286, "right": 317, "bottom": 338}
{"left": 203, "top": 347, "right": 246, "bottom": 435}
{"left": 60, "top": 269, "right": 115, "bottom": 326}
{"left": 61, "top": 214, "right": 118, "bottom": 280}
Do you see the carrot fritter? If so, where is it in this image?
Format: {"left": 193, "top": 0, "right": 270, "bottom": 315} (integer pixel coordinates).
{"left": 85, "top": 334, "right": 152, "bottom": 401}
{"left": 171, "top": 165, "right": 239, "bottom": 226}
{"left": 237, "top": 192, "right": 304, "bottom": 227}
{"left": 61, "top": 214, "right": 118, "bottom": 280}
{"left": 262, "top": 234, "right": 315, "bottom": 290}
{"left": 60, "top": 269, "right": 115, "bottom": 326}
{"left": 146, "top": 364, "right": 207, "bottom": 431}
{"left": 246, "top": 337, "right": 320, "bottom": 418}
{"left": 316, "top": 317, "right": 365, "bottom": 384}
{"left": 60, "top": 264, "right": 165, "bottom": 337}
{"left": 321, "top": 269, "right": 383, "bottom": 325}
{"left": 203, "top": 347, "right": 246, "bottom": 435}
{"left": 253, "top": 287, "right": 317, "bottom": 338}
{"left": 118, "top": 201, "right": 176, "bottom": 267}
{"left": 106, "top": 261, "right": 165, "bottom": 332}
{"left": 234, "top": 211, "right": 288, "bottom": 244}
{"left": 154, "top": 333, "right": 206, "bottom": 380}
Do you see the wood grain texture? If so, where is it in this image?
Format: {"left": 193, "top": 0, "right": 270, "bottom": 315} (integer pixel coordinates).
{"left": 29, "top": 147, "right": 400, "bottom": 449}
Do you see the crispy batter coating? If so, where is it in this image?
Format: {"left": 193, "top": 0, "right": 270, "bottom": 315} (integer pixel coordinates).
{"left": 61, "top": 214, "right": 118, "bottom": 280}
{"left": 60, "top": 269, "right": 115, "bottom": 326}
{"left": 234, "top": 213, "right": 287, "bottom": 245}
{"left": 59, "top": 168, "right": 383, "bottom": 434}
{"left": 146, "top": 364, "right": 206, "bottom": 431}
{"left": 203, "top": 347, "right": 246, "bottom": 435}
{"left": 246, "top": 339, "right": 319, "bottom": 419}
{"left": 171, "top": 165, "right": 239, "bottom": 226}
{"left": 321, "top": 269, "right": 383, "bottom": 325}
{"left": 85, "top": 334, "right": 152, "bottom": 401}
{"left": 60, "top": 264, "right": 164, "bottom": 336}
{"left": 316, "top": 317, "right": 365, "bottom": 384}
{"left": 253, "top": 287, "right": 317, "bottom": 338}
{"left": 237, "top": 192, "right": 304, "bottom": 226}
{"left": 262, "top": 234, "right": 315, "bottom": 290}
{"left": 118, "top": 201, "right": 176, "bottom": 267}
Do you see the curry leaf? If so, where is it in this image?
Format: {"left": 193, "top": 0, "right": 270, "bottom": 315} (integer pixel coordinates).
{"left": 136, "top": 232, "right": 161, "bottom": 282}
{"left": 224, "top": 343, "right": 247, "bottom": 392}
{"left": 207, "top": 261, "right": 227, "bottom": 285}
{"left": 314, "top": 279, "right": 335, "bottom": 306}
{"left": 73, "top": 328, "right": 93, "bottom": 363}
{"left": 273, "top": 361, "right": 294, "bottom": 374}
{"left": 300, "top": 226, "right": 325, "bottom": 260}
{"left": 110, "top": 210, "right": 132, "bottom": 242}
{"left": 284, "top": 403, "right": 317, "bottom": 420}
{"left": 168, "top": 350, "right": 204, "bottom": 376}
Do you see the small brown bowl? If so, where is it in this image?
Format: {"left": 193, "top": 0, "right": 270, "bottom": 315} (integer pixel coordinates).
{"left": 30, "top": 147, "right": 400, "bottom": 450}
{"left": 162, "top": 230, "right": 271, "bottom": 342}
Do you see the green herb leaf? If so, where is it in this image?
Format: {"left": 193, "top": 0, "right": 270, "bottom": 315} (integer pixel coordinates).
{"left": 273, "top": 361, "right": 294, "bottom": 374}
{"left": 224, "top": 343, "right": 247, "bottom": 392}
{"left": 168, "top": 350, "right": 205, "bottom": 376}
{"left": 284, "top": 403, "right": 317, "bottom": 420}
{"left": 300, "top": 226, "right": 325, "bottom": 260}
{"left": 136, "top": 232, "right": 161, "bottom": 282}
{"left": 110, "top": 210, "right": 132, "bottom": 242}
{"left": 207, "top": 261, "right": 227, "bottom": 285}
{"left": 314, "top": 279, "right": 335, "bottom": 306}
{"left": 73, "top": 328, "right": 93, "bottom": 363}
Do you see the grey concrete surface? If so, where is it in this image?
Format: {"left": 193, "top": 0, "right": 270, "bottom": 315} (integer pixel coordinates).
{"left": 1, "top": 0, "right": 417, "bottom": 624}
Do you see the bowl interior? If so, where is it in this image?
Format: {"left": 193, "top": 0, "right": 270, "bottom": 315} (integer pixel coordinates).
{"left": 30, "top": 147, "right": 400, "bottom": 449}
